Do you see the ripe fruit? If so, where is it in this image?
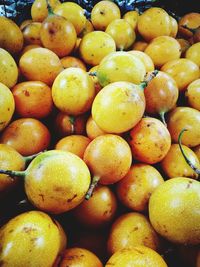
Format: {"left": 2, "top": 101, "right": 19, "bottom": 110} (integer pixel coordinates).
{"left": 92, "top": 81, "right": 145, "bottom": 133}
{"left": 137, "top": 7, "right": 171, "bottom": 41}
{"left": 161, "top": 58, "right": 200, "bottom": 91}
{"left": 105, "top": 19, "right": 136, "bottom": 51}
{"left": 0, "top": 210, "right": 67, "bottom": 266}
{"left": 116, "top": 164, "right": 164, "bottom": 212}
{"left": 144, "top": 36, "right": 181, "bottom": 67}
{"left": 79, "top": 31, "right": 116, "bottom": 66}
{"left": 12, "top": 81, "right": 53, "bottom": 119}
{"left": 0, "top": 150, "right": 91, "bottom": 214}
{"left": 161, "top": 144, "right": 200, "bottom": 179}
{"left": 185, "top": 79, "right": 200, "bottom": 111}
{"left": 61, "top": 56, "right": 87, "bottom": 71}
{"left": 0, "top": 48, "right": 18, "bottom": 88}
{"left": 0, "top": 16, "right": 23, "bottom": 54}
{"left": 22, "top": 22, "right": 42, "bottom": 45}
{"left": 107, "top": 212, "right": 161, "bottom": 255}
{"left": 149, "top": 177, "right": 200, "bottom": 245}
{"left": 60, "top": 247, "right": 103, "bottom": 267}
{"left": 86, "top": 116, "right": 106, "bottom": 140}
{"left": 105, "top": 246, "right": 168, "bottom": 267}
{"left": 96, "top": 51, "right": 146, "bottom": 87}
{"left": 128, "top": 50, "right": 155, "bottom": 72}
{"left": 123, "top": 10, "right": 139, "bottom": 30}
{"left": 40, "top": 13, "right": 77, "bottom": 57}
{"left": 54, "top": 2, "right": 86, "bottom": 35}
{"left": 185, "top": 42, "right": 200, "bottom": 67}
{"left": 167, "top": 107, "right": 200, "bottom": 147}
{"left": 52, "top": 68, "right": 95, "bottom": 115}
{"left": 19, "top": 47, "right": 63, "bottom": 85}
{"left": 129, "top": 117, "right": 171, "bottom": 164}
{"left": 178, "top": 12, "right": 200, "bottom": 38}
{"left": 0, "top": 82, "right": 15, "bottom": 132}
{"left": 91, "top": 1, "right": 121, "bottom": 31}
{"left": 0, "top": 118, "right": 51, "bottom": 156}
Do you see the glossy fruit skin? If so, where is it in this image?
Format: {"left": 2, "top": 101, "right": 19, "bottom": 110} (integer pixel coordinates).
{"left": 144, "top": 71, "right": 178, "bottom": 115}
{"left": 137, "top": 7, "right": 171, "bottom": 41}
{"left": 132, "top": 40, "right": 148, "bottom": 51}
{"left": 185, "top": 42, "right": 200, "bottom": 67}
{"left": 79, "top": 31, "right": 116, "bottom": 66}
{"left": 97, "top": 51, "right": 146, "bottom": 87}
{"left": 0, "top": 83, "right": 15, "bottom": 132}
{"left": 107, "top": 212, "right": 160, "bottom": 255}
{"left": 12, "top": 81, "right": 53, "bottom": 119}
{"left": 54, "top": 2, "right": 86, "bottom": 35}
{"left": 149, "top": 177, "right": 200, "bottom": 245}
{"left": 86, "top": 116, "right": 106, "bottom": 140}
{"left": 40, "top": 15, "right": 77, "bottom": 57}
{"left": 129, "top": 117, "right": 171, "bottom": 164}
{"left": 186, "top": 79, "right": 200, "bottom": 111}
{"left": 105, "top": 246, "right": 168, "bottom": 267}
{"left": 83, "top": 134, "right": 132, "bottom": 185}
{"left": 128, "top": 50, "right": 155, "bottom": 72}
{"left": 55, "top": 135, "right": 90, "bottom": 159}
{"left": 91, "top": 1, "right": 121, "bottom": 31}
{"left": 19, "top": 47, "right": 63, "bottom": 86}
{"left": 52, "top": 68, "right": 95, "bottom": 115}
{"left": 123, "top": 10, "right": 139, "bottom": 30}
{"left": 105, "top": 19, "right": 136, "bottom": 51}
{"left": 116, "top": 164, "right": 164, "bottom": 212}
{"left": 0, "top": 48, "right": 18, "bottom": 88}
{"left": 161, "top": 58, "right": 200, "bottom": 91}
{"left": 144, "top": 36, "right": 181, "bottom": 67}
{"left": 60, "top": 247, "right": 103, "bottom": 267}
{"left": 176, "top": 38, "right": 191, "bottom": 56}
{"left": 0, "top": 144, "right": 25, "bottom": 193}
{"left": 161, "top": 144, "right": 200, "bottom": 179}
{"left": 79, "top": 19, "right": 94, "bottom": 37}
{"left": 167, "top": 107, "right": 200, "bottom": 147}
{"left": 0, "top": 118, "right": 51, "bottom": 156}
{"left": 92, "top": 81, "right": 145, "bottom": 134}
{"left": 72, "top": 185, "right": 117, "bottom": 228}
{"left": 22, "top": 22, "right": 42, "bottom": 45}
{"left": 169, "top": 16, "right": 178, "bottom": 38}
{"left": 25, "top": 150, "right": 91, "bottom": 213}
{"left": 61, "top": 56, "right": 87, "bottom": 71}
{"left": 0, "top": 16, "right": 23, "bottom": 54}
{"left": 0, "top": 210, "right": 67, "bottom": 267}
{"left": 178, "top": 12, "right": 200, "bottom": 39}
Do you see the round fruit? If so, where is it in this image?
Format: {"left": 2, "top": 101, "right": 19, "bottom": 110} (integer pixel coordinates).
{"left": 19, "top": 47, "right": 63, "bottom": 85}
{"left": 91, "top": 1, "right": 121, "bottom": 31}
{"left": 129, "top": 117, "right": 171, "bottom": 164}
{"left": 128, "top": 50, "right": 155, "bottom": 72}
{"left": 0, "top": 48, "right": 18, "bottom": 88}
{"left": 0, "top": 210, "right": 66, "bottom": 266}
{"left": 123, "top": 10, "right": 139, "bottom": 30}
{"left": 149, "top": 177, "right": 200, "bottom": 245}
{"left": 86, "top": 116, "right": 106, "bottom": 140}
{"left": 107, "top": 212, "right": 161, "bottom": 255}
{"left": 92, "top": 81, "right": 145, "bottom": 133}
{"left": 52, "top": 68, "right": 95, "bottom": 115}
{"left": 116, "top": 164, "right": 164, "bottom": 212}
{"left": 96, "top": 51, "right": 146, "bottom": 87}
{"left": 79, "top": 31, "right": 116, "bottom": 66}
{"left": 105, "top": 246, "right": 168, "bottom": 267}
{"left": 185, "top": 79, "right": 200, "bottom": 111}
{"left": 185, "top": 42, "right": 200, "bottom": 67}
{"left": 178, "top": 12, "right": 200, "bottom": 39}
{"left": 0, "top": 82, "right": 15, "bottom": 132}
{"left": 22, "top": 22, "right": 42, "bottom": 45}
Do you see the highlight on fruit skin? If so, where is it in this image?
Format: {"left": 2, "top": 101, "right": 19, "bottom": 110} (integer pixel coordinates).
{"left": 178, "top": 128, "right": 200, "bottom": 177}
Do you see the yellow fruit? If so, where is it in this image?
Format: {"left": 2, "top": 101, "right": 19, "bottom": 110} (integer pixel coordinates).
{"left": 186, "top": 79, "right": 200, "bottom": 111}
{"left": 149, "top": 177, "right": 200, "bottom": 244}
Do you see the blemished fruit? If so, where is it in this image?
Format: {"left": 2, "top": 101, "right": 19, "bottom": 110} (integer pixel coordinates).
{"left": 0, "top": 210, "right": 67, "bottom": 266}
{"left": 149, "top": 177, "right": 200, "bottom": 245}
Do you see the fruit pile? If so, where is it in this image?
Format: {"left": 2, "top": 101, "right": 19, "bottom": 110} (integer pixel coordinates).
{"left": 0, "top": 0, "right": 200, "bottom": 266}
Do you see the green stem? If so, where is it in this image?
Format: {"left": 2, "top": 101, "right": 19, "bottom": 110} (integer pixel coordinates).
{"left": 85, "top": 175, "right": 100, "bottom": 200}
{"left": 178, "top": 129, "right": 200, "bottom": 176}
{"left": 140, "top": 70, "right": 159, "bottom": 90}
{"left": 159, "top": 111, "right": 167, "bottom": 126}
{"left": 0, "top": 169, "right": 26, "bottom": 178}
{"left": 88, "top": 71, "right": 97, "bottom": 77}
{"left": 69, "top": 115, "right": 75, "bottom": 134}
{"left": 46, "top": 0, "right": 54, "bottom": 16}
{"left": 23, "top": 151, "right": 44, "bottom": 164}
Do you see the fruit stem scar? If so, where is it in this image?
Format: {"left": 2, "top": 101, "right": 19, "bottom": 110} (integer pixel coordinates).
{"left": 88, "top": 71, "right": 97, "bottom": 77}
{"left": 46, "top": 0, "right": 54, "bottom": 16}
{"left": 178, "top": 128, "right": 200, "bottom": 176}
{"left": 0, "top": 169, "right": 26, "bottom": 178}
{"left": 85, "top": 175, "right": 100, "bottom": 200}
{"left": 140, "top": 70, "right": 159, "bottom": 89}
